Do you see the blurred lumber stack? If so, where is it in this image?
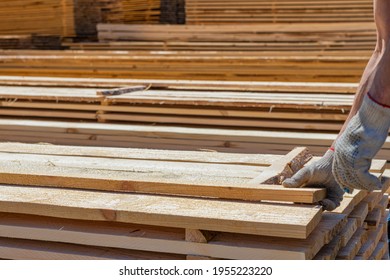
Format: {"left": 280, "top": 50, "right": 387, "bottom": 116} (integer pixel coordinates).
{"left": 0, "top": 144, "right": 386, "bottom": 260}
{"left": 0, "top": 49, "right": 370, "bottom": 83}
{"left": 96, "top": 0, "right": 161, "bottom": 24}
{"left": 122, "top": 0, "right": 161, "bottom": 23}
{"left": 186, "top": 0, "right": 373, "bottom": 24}
{"left": 67, "top": 22, "right": 377, "bottom": 52}
{"left": 0, "top": 0, "right": 75, "bottom": 37}
{"left": 0, "top": 76, "right": 384, "bottom": 158}
{"left": 0, "top": 84, "right": 355, "bottom": 131}
{"left": 0, "top": 35, "right": 62, "bottom": 50}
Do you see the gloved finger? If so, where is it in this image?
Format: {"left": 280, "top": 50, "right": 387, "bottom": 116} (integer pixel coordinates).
{"left": 282, "top": 167, "right": 311, "bottom": 188}
{"left": 334, "top": 164, "right": 383, "bottom": 191}
{"left": 356, "top": 170, "right": 383, "bottom": 191}
{"left": 319, "top": 198, "right": 338, "bottom": 211}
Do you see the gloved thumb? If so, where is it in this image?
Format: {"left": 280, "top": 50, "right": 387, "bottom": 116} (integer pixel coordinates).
{"left": 282, "top": 167, "right": 311, "bottom": 188}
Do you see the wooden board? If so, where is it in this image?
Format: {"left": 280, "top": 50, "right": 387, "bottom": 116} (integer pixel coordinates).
{"left": 337, "top": 227, "right": 368, "bottom": 260}
{"left": 0, "top": 184, "right": 322, "bottom": 239}
{"left": 0, "top": 144, "right": 325, "bottom": 204}
{"left": 0, "top": 212, "right": 346, "bottom": 260}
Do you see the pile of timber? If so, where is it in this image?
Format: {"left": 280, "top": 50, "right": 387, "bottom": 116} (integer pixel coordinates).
{"left": 0, "top": 49, "right": 370, "bottom": 83}
{"left": 0, "top": 35, "right": 62, "bottom": 50}
{"left": 96, "top": 0, "right": 161, "bottom": 24}
{"left": 65, "top": 22, "right": 377, "bottom": 52}
{"left": 0, "top": 0, "right": 164, "bottom": 46}
{"left": 0, "top": 84, "right": 354, "bottom": 132}
{"left": 0, "top": 0, "right": 75, "bottom": 37}
{"left": 0, "top": 75, "right": 386, "bottom": 158}
{"left": 0, "top": 75, "right": 385, "bottom": 158}
{"left": 185, "top": 0, "right": 374, "bottom": 24}
{"left": 0, "top": 144, "right": 387, "bottom": 260}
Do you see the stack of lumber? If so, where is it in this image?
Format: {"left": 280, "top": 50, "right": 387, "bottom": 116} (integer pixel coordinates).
{"left": 0, "top": 35, "right": 62, "bottom": 50}
{"left": 0, "top": 49, "right": 371, "bottom": 82}
{"left": 0, "top": 144, "right": 387, "bottom": 260}
{"left": 64, "top": 22, "right": 378, "bottom": 52}
{"left": 0, "top": 84, "right": 353, "bottom": 131}
{"left": 2, "top": 117, "right": 390, "bottom": 159}
{"left": 0, "top": 75, "right": 385, "bottom": 158}
{"left": 96, "top": 0, "right": 161, "bottom": 24}
{"left": 329, "top": 187, "right": 389, "bottom": 260}
{"left": 0, "top": 36, "right": 31, "bottom": 50}
{"left": 0, "top": 0, "right": 75, "bottom": 37}
{"left": 121, "top": 0, "right": 161, "bottom": 23}
{"left": 0, "top": 75, "right": 384, "bottom": 158}
{"left": 185, "top": 0, "right": 374, "bottom": 24}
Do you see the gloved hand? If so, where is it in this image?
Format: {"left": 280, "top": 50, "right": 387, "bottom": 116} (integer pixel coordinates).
{"left": 282, "top": 150, "right": 344, "bottom": 211}
{"left": 333, "top": 93, "right": 390, "bottom": 192}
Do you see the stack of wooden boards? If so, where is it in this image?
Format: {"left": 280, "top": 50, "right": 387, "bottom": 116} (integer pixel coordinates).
{"left": 0, "top": 0, "right": 75, "bottom": 37}
{"left": 0, "top": 0, "right": 164, "bottom": 44}
{"left": 185, "top": 0, "right": 374, "bottom": 24}
{"left": 95, "top": 0, "right": 161, "bottom": 24}
{"left": 64, "top": 22, "right": 378, "bottom": 52}
{"left": 0, "top": 49, "right": 371, "bottom": 82}
{"left": 0, "top": 144, "right": 387, "bottom": 260}
{"left": 0, "top": 35, "right": 62, "bottom": 50}
{"left": 0, "top": 75, "right": 387, "bottom": 158}
{"left": 0, "top": 83, "right": 355, "bottom": 131}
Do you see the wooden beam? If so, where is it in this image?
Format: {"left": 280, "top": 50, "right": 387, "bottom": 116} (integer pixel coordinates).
{"left": 0, "top": 144, "right": 325, "bottom": 203}
{"left": 0, "top": 185, "right": 322, "bottom": 239}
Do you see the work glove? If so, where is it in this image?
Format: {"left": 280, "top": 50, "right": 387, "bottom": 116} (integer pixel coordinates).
{"left": 282, "top": 150, "right": 344, "bottom": 211}
{"left": 333, "top": 93, "right": 390, "bottom": 192}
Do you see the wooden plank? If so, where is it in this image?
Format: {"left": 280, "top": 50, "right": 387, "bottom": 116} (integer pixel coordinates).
{"left": 365, "top": 208, "right": 382, "bottom": 230}
{"left": 349, "top": 201, "right": 369, "bottom": 227}
{"left": 356, "top": 224, "right": 384, "bottom": 259}
{"left": 333, "top": 190, "right": 368, "bottom": 215}
{"left": 369, "top": 242, "right": 387, "bottom": 260}
{"left": 0, "top": 185, "right": 322, "bottom": 239}
{"left": 362, "top": 191, "right": 382, "bottom": 211}
{"left": 250, "top": 147, "right": 312, "bottom": 185}
{"left": 0, "top": 212, "right": 346, "bottom": 260}
{"left": 0, "top": 150, "right": 325, "bottom": 203}
{"left": 339, "top": 218, "right": 358, "bottom": 247}
{"left": 0, "top": 237, "right": 183, "bottom": 260}
{"left": 337, "top": 227, "right": 368, "bottom": 260}
{"left": 0, "top": 76, "right": 360, "bottom": 94}
{"left": 375, "top": 195, "right": 388, "bottom": 216}
{"left": 313, "top": 235, "right": 342, "bottom": 260}
{"left": 0, "top": 143, "right": 281, "bottom": 167}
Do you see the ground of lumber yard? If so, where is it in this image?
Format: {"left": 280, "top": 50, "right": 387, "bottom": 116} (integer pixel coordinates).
{"left": 0, "top": 0, "right": 389, "bottom": 260}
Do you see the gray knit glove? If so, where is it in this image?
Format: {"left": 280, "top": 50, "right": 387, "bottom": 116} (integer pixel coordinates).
{"left": 333, "top": 93, "right": 390, "bottom": 192}
{"left": 282, "top": 150, "right": 344, "bottom": 211}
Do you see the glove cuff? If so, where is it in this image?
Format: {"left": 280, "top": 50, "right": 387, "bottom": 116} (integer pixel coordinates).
{"left": 360, "top": 93, "right": 390, "bottom": 133}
